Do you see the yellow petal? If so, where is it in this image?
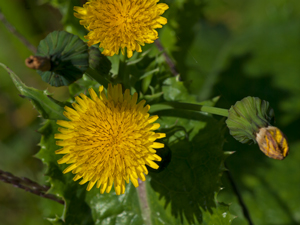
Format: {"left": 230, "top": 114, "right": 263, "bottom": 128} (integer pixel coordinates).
{"left": 151, "top": 142, "right": 164, "bottom": 149}
{"left": 57, "top": 120, "right": 74, "bottom": 129}
{"left": 146, "top": 159, "right": 159, "bottom": 169}
{"left": 87, "top": 180, "right": 97, "bottom": 191}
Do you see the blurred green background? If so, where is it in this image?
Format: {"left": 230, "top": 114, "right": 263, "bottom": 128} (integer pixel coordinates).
{"left": 0, "top": 0, "right": 300, "bottom": 224}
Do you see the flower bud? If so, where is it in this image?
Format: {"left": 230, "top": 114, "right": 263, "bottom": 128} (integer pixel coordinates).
{"left": 226, "top": 97, "right": 274, "bottom": 144}
{"left": 35, "top": 31, "right": 89, "bottom": 87}
{"left": 25, "top": 55, "right": 51, "bottom": 71}
{"left": 256, "top": 126, "right": 289, "bottom": 160}
{"left": 226, "top": 96, "right": 289, "bottom": 160}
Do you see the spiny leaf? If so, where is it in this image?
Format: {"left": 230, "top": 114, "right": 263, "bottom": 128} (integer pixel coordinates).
{"left": 149, "top": 115, "right": 231, "bottom": 224}
{"left": 0, "top": 63, "right": 65, "bottom": 120}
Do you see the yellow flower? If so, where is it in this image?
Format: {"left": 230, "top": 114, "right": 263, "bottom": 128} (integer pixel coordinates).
{"left": 74, "top": 0, "right": 169, "bottom": 58}
{"left": 256, "top": 126, "right": 289, "bottom": 160}
{"left": 54, "top": 84, "right": 165, "bottom": 195}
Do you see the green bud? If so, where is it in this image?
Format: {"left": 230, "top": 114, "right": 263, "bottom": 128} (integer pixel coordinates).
{"left": 35, "top": 31, "right": 89, "bottom": 87}
{"left": 226, "top": 96, "right": 274, "bottom": 144}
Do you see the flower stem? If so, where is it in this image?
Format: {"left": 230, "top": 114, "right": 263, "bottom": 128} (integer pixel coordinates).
{"left": 137, "top": 180, "right": 152, "bottom": 225}
{"left": 118, "top": 51, "right": 130, "bottom": 88}
{"left": 149, "top": 102, "right": 229, "bottom": 117}
{"left": 155, "top": 40, "right": 178, "bottom": 76}
{"left": 225, "top": 165, "right": 254, "bottom": 225}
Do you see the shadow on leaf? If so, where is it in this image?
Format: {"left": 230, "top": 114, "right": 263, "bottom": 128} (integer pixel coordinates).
{"left": 149, "top": 117, "right": 227, "bottom": 224}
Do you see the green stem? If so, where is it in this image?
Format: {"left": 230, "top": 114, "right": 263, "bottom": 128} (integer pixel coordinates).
{"left": 137, "top": 180, "right": 152, "bottom": 225}
{"left": 149, "top": 102, "right": 229, "bottom": 117}
{"left": 118, "top": 51, "right": 130, "bottom": 88}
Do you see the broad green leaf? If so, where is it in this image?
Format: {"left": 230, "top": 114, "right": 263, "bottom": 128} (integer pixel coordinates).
{"left": 148, "top": 115, "right": 233, "bottom": 224}
{"left": 0, "top": 63, "right": 65, "bottom": 120}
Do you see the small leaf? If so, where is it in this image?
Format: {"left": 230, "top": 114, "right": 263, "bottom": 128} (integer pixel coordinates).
{"left": 0, "top": 63, "right": 65, "bottom": 120}
{"left": 142, "top": 91, "right": 164, "bottom": 102}
{"left": 69, "top": 75, "right": 100, "bottom": 97}
{"left": 36, "top": 31, "right": 89, "bottom": 87}
{"left": 162, "top": 77, "right": 196, "bottom": 102}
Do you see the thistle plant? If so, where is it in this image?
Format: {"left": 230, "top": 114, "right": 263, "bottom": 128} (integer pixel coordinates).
{"left": 0, "top": 1, "right": 292, "bottom": 225}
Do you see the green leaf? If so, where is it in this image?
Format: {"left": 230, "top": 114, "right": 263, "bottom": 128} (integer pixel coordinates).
{"left": 150, "top": 77, "right": 226, "bottom": 117}
{"left": 126, "top": 51, "right": 165, "bottom": 94}
{"left": 148, "top": 115, "right": 233, "bottom": 224}
{"left": 89, "top": 46, "right": 112, "bottom": 77}
{"left": 162, "top": 77, "right": 197, "bottom": 102}
{"left": 0, "top": 63, "right": 65, "bottom": 120}
{"left": 69, "top": 75, "right": 100, "bottom": 97}
{"left": 202, "top": 194, "right": 236, "bottom": 225}
{"left": 36, "top": 31, "right": 89, "bottom": 87}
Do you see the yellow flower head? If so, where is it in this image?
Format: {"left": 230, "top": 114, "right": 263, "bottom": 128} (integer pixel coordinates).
{"left": 55, "top": 84, "right": 165, "bottom": 195}
{"left": 256, "top": 126, "right": 289, "bottom": 160}
{"left": 74, "top": 0, "right": 169, "bottom": 58}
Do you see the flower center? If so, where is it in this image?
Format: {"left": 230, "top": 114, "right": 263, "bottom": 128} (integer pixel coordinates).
{"left": 114, "top": 13, "right": 134, "bottom": 30}
{"left": 110, "top": 129, "right": 123, "bottom": 146}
